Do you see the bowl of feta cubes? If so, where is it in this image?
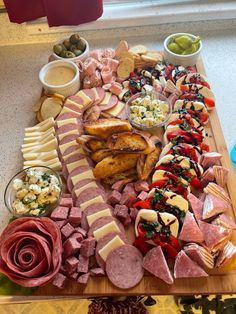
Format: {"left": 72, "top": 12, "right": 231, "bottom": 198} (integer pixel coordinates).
{"left": 126, "top": 92, "right": 172, "bottom": 130}
{"left": 4, "top": 166, "right": 63, "bottom": 217}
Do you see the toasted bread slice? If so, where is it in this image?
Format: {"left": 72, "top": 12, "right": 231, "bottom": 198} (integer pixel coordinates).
{"left": 102, "top": 168, "right": 138, "bottom": 185}
{"left": 84, "top": 118, "right": 132, "bottom": 139}
{"left": 93, "top": 153, "right": 140, "bottom": 178}
{"left": 140, "top": 145, "right": 162, "bottom": 181}
{"left": 90, "top": 149, "right": 113, "bottom": 163}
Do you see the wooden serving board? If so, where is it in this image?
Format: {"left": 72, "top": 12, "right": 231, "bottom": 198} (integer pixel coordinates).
{"left": 8, "top": 56, "right": 236, "bottom": 299}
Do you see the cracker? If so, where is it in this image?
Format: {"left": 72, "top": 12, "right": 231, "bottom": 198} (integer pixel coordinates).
{"left": 117, "top": 57, "right": 134, "bottom": 78}
{"left": 40, "top": 97, "right": 62, "bottom": 121}
{"left": 115, "top": 40, "right": 129, "bottom": 59}
{"left": 129, "top": 44, "right": 147, "bottom": 55}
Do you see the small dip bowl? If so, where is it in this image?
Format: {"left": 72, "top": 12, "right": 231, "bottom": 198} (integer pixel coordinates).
{"left": 39, "top": 60, "right": 80, "bottom": 97}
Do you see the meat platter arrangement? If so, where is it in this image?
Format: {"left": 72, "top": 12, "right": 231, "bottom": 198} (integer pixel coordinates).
{"left": 0, "top": 34, "right": 236, "bottom": 296}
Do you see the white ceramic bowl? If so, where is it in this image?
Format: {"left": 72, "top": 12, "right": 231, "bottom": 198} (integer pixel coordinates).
{"left": 163, "top": 33, "right": 202, "bottom": 67}
{"left": 52, "top": 37, "right": 89, "bottom": 63}
{"left": 39, "top": 60, "right": 80, "bottom": 97}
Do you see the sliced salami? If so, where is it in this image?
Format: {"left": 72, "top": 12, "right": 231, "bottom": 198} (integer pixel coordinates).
{"left": 59, "top": 134, "right": 79, "bottom": 146}
{"left": 179, "top": 212, "right": 204, "bottom": 243}
{"left": 95, "top": 232, "right": 129, "bottom": 270}
{"left": 67, "top": 165, "right": 91, "bottom": 193}
{"left": 105, "top": 244, "right": 144, "bottom": 289}
{"left": 81, "top": 202, "right": 113, "bottom": 230}
{"left": 68, "top": 95, "right": 84, "bottom": 105}
{"left": 94, "top": 87, "right": 106, "bottom": 105}
{"left": 88, "top": 216, "right": 125, "bottom": 238}
{"left": 62, "top": 155, "right": 92, "bottom": 179}
{"left": 117, "top": 107, "right": 128, "bottom": 120}
{"left": 64, "top": 103, "right": 84, "bottom": 114}
{"left": 65, "top": 153, "right": 88, "bottom": 165}
{"left": 56, "top": 112, "right": 80, "bottom": 121}
{"left": 99, "top": 94, "right": 118, "bottom": 111}
{"left": 83, "top": 89, "right": 96, "bottom": 103}
{"left": 57, "top": 123, "right": 78, "bottom": 136}
{"left": 62, "top": 144, "right": 82, "bottom": 158}
{"left": 75, "top": 187, "right": 106, "bottom": 207}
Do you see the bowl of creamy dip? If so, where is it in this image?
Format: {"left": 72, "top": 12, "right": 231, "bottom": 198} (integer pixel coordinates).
{"left": 39, "top": 60, "right": 80, "bottom": 97}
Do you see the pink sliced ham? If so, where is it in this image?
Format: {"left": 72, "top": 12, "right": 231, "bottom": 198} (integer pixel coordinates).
{"left": 198, "top": 220, "right": 232, "bottom": 251}
{"left": 89, "top": 49, "right": 103, "bottom": 61}
{"left": 216, "top": 241, "right": 236, "bottom": 267}
{"left": 187, "top": 193, "right": 203, "bottom": 220}
{"left": 83, "top": 76, "right": 92, "bottom": 89}
{"left": 83, "top": 58, "right": 97, "bottom": 76}
{"left": 179, "top": 212, "right": 204, "bottom": 243}
{"left": 201, "top": 167, "right": 215, "bottom": 187}
{"left": 202, "top": 193, "right": 230, "bottom": 220}
{"left": 110, "top": 82, "right": 123, "bottom": 96}
{"left": 211, "top": 213, "right": 236, "bottom": 230}
{"left": 200, "top": 152, "right": 222, "bottom": 169}
{"left": 143, "top": 246, "right": 173, "bottom": 284}
{"left": 102, "top": 48, "right": 116, "bottom": 59}
{"left": 99, "top": 92, "right": 118, "bottom": 111}
{"left": 90, "top": 69, "right": 103, "bottom": 87}
{"left": 93, "top": 87, "right": 106, "bottom": 105}
{"left": 174, "top": 250, "right": 208, "bottom": 278}
{"left": 101, "top": 66, "right": 114, "bottom": 84}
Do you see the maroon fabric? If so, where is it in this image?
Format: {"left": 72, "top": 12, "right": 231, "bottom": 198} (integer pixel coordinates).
{"left": 4, "top": 0, "right": 103, "bottom": 27}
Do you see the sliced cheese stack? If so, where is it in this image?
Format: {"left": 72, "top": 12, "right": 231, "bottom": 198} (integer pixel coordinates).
{"left": 22, "top": 117, "right": 61, "bottom": 171}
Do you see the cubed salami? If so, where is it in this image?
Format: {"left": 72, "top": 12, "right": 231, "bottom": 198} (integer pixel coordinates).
{"left": 68, "top": 207, "right": 82, "bottom": 226}
{"left": 65, "top": 256, "right": 79, "bottom": 275}
{"left": 114, "top": 205, "right": 128, "bottom": 220}
{"left": 134, "top": 181, "right": 149, "bottom": 192}
{"left": 54, "top": 220, "right": 67, "bottom": 229}
{"left": 90, "top": 267, "right": 105, "bottom": 276}
{"left": 80, "top": 237, "right": 96, "bottom": 257}
{"left": 129, "top": 207, "right": 139, "bottom": 221}
{"left": 123, "top": 183, "right": 137, "bottom": 197}
{"left": 52, "top": 273, "right": 68, "bottom": 289}
{"left": 63, "top": 238, "right": 81, "bottom": 259}
{"left": 61, "top": 222, "right": 75, "bottom": 239}
{"left": 59, "top": 197, "right": 73, "bottom": 208}
{"left": 70, "top": 232, "right": 84, "bottom": 243}
{"left": 51, "top": 206, "right": 69, "bottom": 221}
{"left": 107, "top": 190, "right": 122, "bottom": 206}
{"left": 74, "top": 226, "right": 87, "bottom": 238}
{"left": 77, "top": 255, "right": 89, "bottom": 273}
{"left": 77, "top": 272, "right": 90, "bottom": 285}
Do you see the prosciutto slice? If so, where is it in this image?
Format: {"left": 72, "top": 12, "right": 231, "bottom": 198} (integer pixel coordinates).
{"left": 143, "top": 246, "right": 173, "bottom": 285}
{"left": 211, "top": 213, "right": 236, "bottom": 230}
{"left": 200, "top": 152, "right": 222, "bottom": 170}
{"left": 216, "top": 241, "right": 236, "bottom": 267}
{"left": 184, "top": 243, "right": 214, "bottom": 269}
{"left": 179, "top": 212, "right": 204, "bottom": 243}
{"left": 174, "top": 250, "right": 208, "bottom": 278}
{"left": 187, "top": 193, "right": 203, "bottom": 220}
{"left": 202, "top": 194, "right": 230, "bottom": 220}
{"left": 0, "top": 217, "right": 62, "bottom": 287}
{"left": 198, "top": 220, "right": 232, "bottom": 251}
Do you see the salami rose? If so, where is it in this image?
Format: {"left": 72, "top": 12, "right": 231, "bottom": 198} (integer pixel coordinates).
{"left": 0, "top": 217, "right": 62, "bottom": 287}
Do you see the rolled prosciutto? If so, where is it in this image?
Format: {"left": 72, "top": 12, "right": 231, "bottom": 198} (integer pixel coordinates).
{"left": 0, "top": 217, "right": 62, "bottom": 287}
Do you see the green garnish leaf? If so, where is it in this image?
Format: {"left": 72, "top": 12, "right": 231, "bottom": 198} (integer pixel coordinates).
{"left": 0, "top": 273, "right": 36, "bottom": 295}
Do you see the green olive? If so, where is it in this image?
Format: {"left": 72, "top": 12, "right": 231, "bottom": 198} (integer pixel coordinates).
{"left": 73, "top": 49, "right": 82, "bottom": 57}
{"left": 69, "top": 44, "right": 77, "bottom": 52}
{"left": 64, "top": 51, "right": 76, "bottom": 58}
{"left": 63, "top": 39, "right": 71, "bottom": 49}
{"left": 76, "top": 39, "right": 86, "bottom": 51}
{"left": 70, "top": 33, "right": 80, "bottom": 44}
{"left": 53, "top": 44, "right": 66, "bottom": 56}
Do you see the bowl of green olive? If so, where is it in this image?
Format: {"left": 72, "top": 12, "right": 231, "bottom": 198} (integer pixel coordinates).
{"left": 52, "top": 33, "right": 89, "bottom": 62}
{"left": 163, "top": 33, "right": 202, "bottom": 66}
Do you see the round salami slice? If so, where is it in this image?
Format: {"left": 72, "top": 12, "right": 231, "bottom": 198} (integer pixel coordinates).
{"left": 99, "top": 95, "right": 118, "bottom": 111}
{"left": 94, "top": 87, "right": 106, "bottom": 105}
{"left": 59, "top": 134, "right": 79, "bottom": 146}
{"left": 57, "top": 123, "right": 78, "bottom": 136}
{"left": 62, "top": 154, "right": 93, "bottom": 179}
{"left": 68, "top": 95, "right": 84, "bottom": 105}
{"left": 67, "top": 165, "right": 91, "bottom": 193}
{"left": 83, "top": 89, "right": 96, "bottom": 103}
{"left": 56, "top": 112, "right": 80, "bottom": 121}
{"left": 81, "top": 202, "right": 113, "bottom": 230}
{"left": 88, "top": 216, "right": 125, "bottom": 238}
{"left": 75, "top": 187, "right": 106, "bottom": 207}
{"left": 105, "top": 244, "right": 144, "bottom": 289}
{"left": 62, "top": 144, "right": 81, "bottom": 158}
{"left": 64, "top": 103, "right": 84, "bottom": 114}
{"left": 72, "top": 178, "right": 96, "bottom": 205}
{"left": 95, "top": 232, "right": 129, "bottom": 270}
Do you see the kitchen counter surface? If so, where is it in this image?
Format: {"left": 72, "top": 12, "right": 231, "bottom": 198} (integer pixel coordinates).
{"left": 1, "top": 20, "right": 236, "bottom": 233}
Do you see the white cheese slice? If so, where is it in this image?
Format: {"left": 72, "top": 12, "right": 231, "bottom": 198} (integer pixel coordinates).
{"left": 155, "top": 154, "right": 174, "bottom": 167}
{"left": 58, "top": 129, "right": 79, "bottom": 141}
{"left": 80, "top": 195, "right": 104, "bottom": 211}
{"left": 23, "top": 150, "right": 58, "bottom": 161}
{"left": 66, "top": 158, "right": 89, "bottom": 173}
{"left": 99, "top": 92, "right": 111, "bottom": 106}
{"left": 21, "top": 138, "right": 58, "bottom": 154}
{"left": 152, "top": 169, "right": 169, "bottom": 183}
{"left": 59, "top": 140, "right": 78, "bottom": 155}
{"left": 23, "top": 157, "right": 59, "bottom": 167}
{"left": 24, "top": 127, "right": 55, "bottom": 141}
{"left": 56, "top": 118, "right": 78, "bottom": 128}
{"left": 135, "top": 209, "right": 158, "bottom": 237}
{"left": 23, "top": 160, "right": 62, "bottom": 171}
{"left": 87, "top": 208, "right": 112, "bottom": 227}
{"left": 105, "top": 101, "right": 125, "bottom": 117}
{"left": 164, "top": 191, "right": 189, "bottom": 213}
{"left": 25, "top": 118, "right": 54, "bottom": 133}
{"left": 22, "top": 133, "right": 55, "bottom": 148}
{"left": 159, "top": 212, "right": 179, "bottom": 237}
{"left": 71, "top": 169, "right": 95, "bottom": 186}
{"left": 63, "top": 147, "right": 85, "bottom": 161}
{"left": 74, "top": 181, "right": 98, "bottom": 198}
{"left": 98, "top": 235, "right": 124, "bottom": 261}
{"left": 93, "top": 221, "right": 120, "bottom": 241}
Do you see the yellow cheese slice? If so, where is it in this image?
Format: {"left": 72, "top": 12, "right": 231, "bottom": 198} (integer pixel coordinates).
{"left": 71, "top": 169, "right": 95, "bottom": 186}
{"left": 60, "top": 106, "right": 82, "bottom": 117}
{"left": 159, "top": 212, "right": 179, "bottom": 238}
{"left": 63, "top": 147, "right": 85, "bottom": 161}
{"left": 25, "top": 118, "right": 54, "bottom": 133}
{"left": 23, "top": 150, "right": 58, "bottom": 161}
{"left": 56, "top": 118, "right": 78, "bottom": 128}
{"left": 93, "top": 221, "right": 120, "bottom": 241}
{"left": 67, "top": 158, "right": 89, "bottom": 173}
{"left": 91, "top": 87, "right": 100, "bottom": 103}
{"left": 21, "top": 138, "right": 58, "bottom": 154}
{"left": 98, "top": 235, "right": 124, "bottom": 261}
{"left": 22, "top": 133, "right": 55, "bottom": 148}
{"left": 99, "top": 92, "right": 111, "bottom": 106}
{"left": 65, "top": 98, "right": 84, "bottom": 109}
{"left": 164, "top": 191, "right": 189, "bottom": 213}
{"left": 80, "top": 195, "right": 104, "bottom": 211}
{"left": 24, "top": 127, "right": 55, "bottom": 141}
{"left": 105, "top": 101, "right": 125, "bottom": 117}
{"left": 76, "top": 91, "right": 92, "bottom": 107}
{"left": 59, "top": 140, "right": 78, "bottom": 155}
{"left": 58, "top": 129, "right": 79, "bottom": 141}
{"left": 87, "top": 208, "right": 112, "bottom": 227}
{"left": 74, "top": 181, "right": 98, "bottom": 198}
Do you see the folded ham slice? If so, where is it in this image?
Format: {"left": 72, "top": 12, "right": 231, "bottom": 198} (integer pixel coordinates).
{"left": 174, "top": 250, "right": 208, "bottom": 278}
{"left": 179, "top": 212, "right": 204, "bottom": 243}
{"left": 200, "top": 152, "right": 222, "bottom": 170}
{"left": 216, "top": 241, "right": 236, "bottom": 267}
{"left": 143, "top": 246, "right": 173, "bottom": 285}
{"left": 213, "top": 165, "right": 229, "bottom": 187}
{"left": 204, "top": 183, "right": 231, "bottom": 205}
{"left": 211, "top": 213, "right": 236, "bottom": 230}
{"left": 202, "top": 194, "right": 230, "bottom": 220}
{"left": 187, "top": 193, "right": 203, "bottom": 220}
{"left": 184, "top": 243, "right": 214, "bottom": 269}
{"left": 198, "top": 220, "right": 232, "bottom": 252}
{"left": 201, "top": 167, "right": 215, "bottom": 187}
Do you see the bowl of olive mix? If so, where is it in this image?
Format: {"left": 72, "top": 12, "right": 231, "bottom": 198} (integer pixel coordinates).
{"left": 52, "top": 33, "right": 89, "bottom": 62}
{"left": 163, "top": 33, "right": 202, "bottom": 66}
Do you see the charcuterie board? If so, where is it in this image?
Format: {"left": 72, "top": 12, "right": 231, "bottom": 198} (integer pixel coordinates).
{"left": 24, "top": 56, "right": 236, "bottom": 297}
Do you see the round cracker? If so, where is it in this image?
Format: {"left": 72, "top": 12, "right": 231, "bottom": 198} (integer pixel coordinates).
{"left": 117, "top": 57, "right": 134, "bottom": 78}
{"left": 40, "top": 97, "right": 62, "bottom": 120}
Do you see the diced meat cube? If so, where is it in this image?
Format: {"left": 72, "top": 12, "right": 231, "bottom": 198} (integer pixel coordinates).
{"left": 74, "top": 226, "right": 87, "bottom": 238}
{"left": 134, "top": 181, "right": 149, "bottom": 192}
{"left": 70, "top": 232, "right": 84, "bottom": 242}
{"left": 61, "top": 222, "right": 74, "bottom": 239}
{"left": 120, "top": 193, "right": 137, "bottom": 207}
{"left": 69, "top": 272, "right": 79, "bottom": 280}
{"left": 137, "top": 191, "right": 148, "bottom": 201}
{"left": 54, "top": 220, "right": 67, "bottom": 229}
{"left": 80, "top": 237, "right": 96, "bottom": 257}
{"left": 111, "top": 179, "right": 126, "bottom": 192}
{"left": 51, "top": 206, "right": 69, "bottom": 221}
{"left": 123, "top": 183, "right": 137, "bottom": 197}
{"left": 52, "top": 273, "right": 68, "bottom": 289}
{"left": 63, "top": 193, "right": 72, "bottom": 198}
{"left": 59, "top": 197, "right": 73, "bottom": 208}
{"left": 114, "top": 204, "right": 128, "bottom": 220}
{"left": 129, "top": 207, "right": 138, "bottom": 221}
{"left": 90, "top": 267, "right": 105, "bottom": 276}
{"left": 107, "top": 190, "right": 122, "bottom": 206}
{"left": 65, "top": 256, "right": 79, "bottom": 275}
{"left": 68, "top": 207, "right": 82, "bottom": 226}
{"left": 63, "top": 238, "right": 81, "bottom": 259}
{"left": 123, "top": 215, "right": 132, "bottom": 226}
{"left": 77, "top": 272, "right": 90, "bottom": 285}
{"left": 60, "top": 264, "right": 67, "bottom": 275}
{"left": 77, "top": 255, "right": 89, "bottom": 273}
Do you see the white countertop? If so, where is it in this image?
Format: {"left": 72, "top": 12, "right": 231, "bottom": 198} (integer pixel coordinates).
{"left": 0, "top": 19, "right": 236, "bottom": 232}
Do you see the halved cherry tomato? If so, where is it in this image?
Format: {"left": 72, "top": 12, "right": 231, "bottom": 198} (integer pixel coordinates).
{"left": 149, "top": 180, "right": 167, "bottom": 190}
{"left": 133, "top": 237, "right": 152, "bottom": 255}
{"left": 200, "top": 142, "right": 210, "bottom": 152}
{"left": 180, "top": 85, "right": 190, "bottom": 92}
{"left": 133, "top": 200, "right": 152, "bottom": 209}
{"left": 199, "top": 112, "right": 209, "bottom": 123}
{"left": 190, "top": 176, "right": 203, "bottom": 190}
{"left": 204, "top": 97, "right": 215, "bottom": 108}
